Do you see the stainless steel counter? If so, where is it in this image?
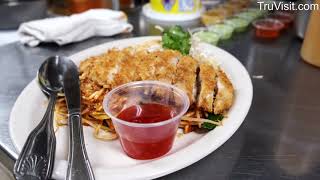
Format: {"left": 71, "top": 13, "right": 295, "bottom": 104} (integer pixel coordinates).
{"left": 1, "top": 7, "right": 320, "bottom": 180}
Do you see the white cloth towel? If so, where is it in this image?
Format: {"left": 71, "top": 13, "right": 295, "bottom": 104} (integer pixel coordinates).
{"left": 18, "top": 9, "right": 133, "bottom": 47}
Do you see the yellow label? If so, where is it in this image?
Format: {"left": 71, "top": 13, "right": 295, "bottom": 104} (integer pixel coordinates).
{"left": 150, "top": 0, "right": 201, "bottom": 14}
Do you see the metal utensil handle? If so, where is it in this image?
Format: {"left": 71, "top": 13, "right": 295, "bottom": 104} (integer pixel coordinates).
{"left": 13, "top": 94, "right": 57, "bottom": 180}
{"left": 66, "top": 113, "right": 95, "bottom": 180}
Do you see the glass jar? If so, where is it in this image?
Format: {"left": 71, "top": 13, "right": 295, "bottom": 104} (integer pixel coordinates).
{"left": 300, "top": 0, "right": 320, "bottom": 67}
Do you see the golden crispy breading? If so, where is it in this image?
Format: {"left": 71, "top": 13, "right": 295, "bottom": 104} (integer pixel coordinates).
{"left": 153, "top": 50, "right": 182, "bottom": 84}
{"left": 111, "top": 49, "right": 139, "bottom": 88}
{"left": 197, "top": 63, "right": 217, "bottom": 112}
{"left": 136, "top": 51, "right": 157, "bottom": 80}
{"left": 174, "top": 56, "right": 198, "bottom": 104}
{"left": 80, "top": 49, "right": 127, "bottom": 89}
{"left": 214, "top": 68, "right": 234, "bottom": 114}
{"left": 147, "top": 50, "right": 181, "bottom": 99}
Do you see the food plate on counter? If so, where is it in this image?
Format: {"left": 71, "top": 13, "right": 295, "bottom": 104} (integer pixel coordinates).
{"left": 9, "top": 36, "right": 252, "bottom": 180}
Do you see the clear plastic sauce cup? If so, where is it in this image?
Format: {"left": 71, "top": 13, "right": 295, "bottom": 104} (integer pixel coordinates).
{"left": 103, "top": 81, "right": 190, "bottom": 160}
{"left": 252, "top": 18, "right": 285, "bottom": 39}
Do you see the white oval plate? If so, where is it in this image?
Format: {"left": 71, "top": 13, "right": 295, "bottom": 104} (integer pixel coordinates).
{"left": 9, "top": 36, "right": 253, "bottom": 180}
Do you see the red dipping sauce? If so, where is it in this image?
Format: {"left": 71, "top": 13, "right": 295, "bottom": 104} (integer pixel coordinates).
{"left": 269, "top": 12, "right": 294, "bottom": 29}
{"left": 116, "top": 103, "right": 178, "bottom": 160}
{"left": 253, "top": 18, "right": 285, "bottom": 39}
{"left": 118, "top": 103, "right": 175, "bottom": 123}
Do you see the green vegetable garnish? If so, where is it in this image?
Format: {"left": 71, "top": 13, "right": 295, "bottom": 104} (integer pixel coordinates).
{"left": 162, "top": 25, "right": 191, "bottom": 55}
{"left": 202, "top": 113, "right": 224, "bottom": 130}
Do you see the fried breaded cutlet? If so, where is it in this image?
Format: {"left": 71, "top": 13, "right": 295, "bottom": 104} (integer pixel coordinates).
{"left": 174, "top": 56, "right": 198, "bottom": 104}
{"left": 144, "top": 50, "right": 182, "bottom": 99}
{"left": 79, "top": 45, "right": 234, "bottom": 115}
{"left": 214, "top": 68, "right": 234, "bottom": 114}
{"left": 79, "top": 49, "right": 127, "bottom": 90}
{"left": 154, "top": 50, "right": 182, "bottom": 84}
{"left": 111, "top": 48, "right": 139, "bottom": 88}
{"left": 197, "top": 63, "right": 217, "bottom": 112}
{"left": 136, "top": 51, "right": 157, "bottom": 80}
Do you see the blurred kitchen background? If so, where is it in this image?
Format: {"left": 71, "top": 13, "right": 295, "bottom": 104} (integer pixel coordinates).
{"left": 0, "top": 0, "right": 151, "bottom": 45}
{"left": 0, "top": 0, "right": 312, "bottom": 45}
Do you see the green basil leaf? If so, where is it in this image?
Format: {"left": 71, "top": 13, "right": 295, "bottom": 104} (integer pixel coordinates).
{"left": 162, "top": 25, "right": 191, "bottom": 55}
{"left": 202, "top": 114, "right": 224, "bottom": 130}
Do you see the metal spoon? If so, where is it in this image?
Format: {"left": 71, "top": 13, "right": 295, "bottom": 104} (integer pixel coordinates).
{"left": 13, "top": 56, "right": 66, "bottom": 180}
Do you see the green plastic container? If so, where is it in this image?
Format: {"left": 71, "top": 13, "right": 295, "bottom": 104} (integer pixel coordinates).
{"left": 224, "top": 18, "right": 250, "bottom": 33}
{"left": 247, "top": 8, "right": 267, "bottom": 17}
{"left": 235, "top": 12, "right": 258, "bottom": 22}
{"left": 193, "top": 31, "right": 220, "bottom": 45}
{"left": 208, "top": 24, "right": 234, "bottom": 40}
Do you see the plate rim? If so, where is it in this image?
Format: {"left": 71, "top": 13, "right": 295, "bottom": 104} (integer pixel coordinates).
{"left": 9, "top": 36, "right": 253, "bottom": 180}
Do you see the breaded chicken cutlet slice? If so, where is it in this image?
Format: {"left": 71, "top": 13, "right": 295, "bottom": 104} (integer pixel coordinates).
{"left": 79, "top": 49, "right": 127, "bottom": 90}
{"left": 146, "top": 50, "right": 182, "bottom": 99}
{"left": 136, "top": 51, "right": 158, "bottom": 81}
{"left": 153, "top": 50, "right": 182, "bottom": 84}
{"left": 111, "top": 48, "right": 140, "bottom": 88}
{"left": 197, "top": 63, "right": 217, "bottom": 112}
{"left": 214, "top": 68, "right": 234, "bottom": 114}
{"left": 174, "top": 56, "right": 198, "bottom": 104}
